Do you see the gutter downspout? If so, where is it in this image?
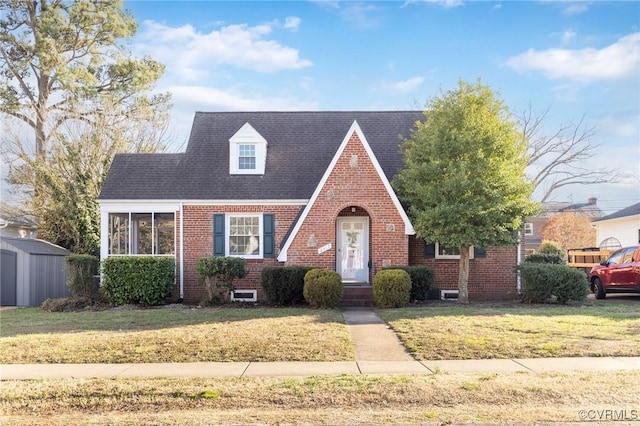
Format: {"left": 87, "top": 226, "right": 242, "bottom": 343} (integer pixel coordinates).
{"left": 179, "top": 201, "right": 184, "bottom": 301}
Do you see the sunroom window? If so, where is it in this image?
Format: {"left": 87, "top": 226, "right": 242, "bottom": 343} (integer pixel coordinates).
{"left": 108, "top": 212, "right": 175, "bottom": 255}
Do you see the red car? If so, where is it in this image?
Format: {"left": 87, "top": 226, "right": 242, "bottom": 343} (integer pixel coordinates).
{"left": 589, "top": 245, "right": 640, "bottom": 299}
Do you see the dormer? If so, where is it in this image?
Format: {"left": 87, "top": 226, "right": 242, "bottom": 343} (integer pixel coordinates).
{"left": 229, "top": 122, "right": 267, "bottom": 175}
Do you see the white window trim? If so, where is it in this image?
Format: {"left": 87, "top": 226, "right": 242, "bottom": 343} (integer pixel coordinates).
{"left": 435, "top": 243, "right": 475, "bottom": 260}
{"left": 524, "top": 223, "right": 534, "bottom": 236}
{"left": 107, "top": 212, "right": 176, "bottom": 257}
{"left": 229, "top": 122, "right": 267, "bottom": 175}
{"left": 225, "top": 213, "right": 264, "bottom": 259}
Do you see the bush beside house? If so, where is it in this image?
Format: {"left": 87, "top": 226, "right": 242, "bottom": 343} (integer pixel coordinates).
{"left": 303, "top": 269, "right": 343, "bottom": 308}
{"left": 373, "top": 269, "right": 411, "bottom": 308}
{"left": 261, "top": 266, "right": 315, "bottom": 305}
{"left": 102, "top": 256, "right": 174, "bottom": 306}
{"left": 195, "top": 256, "right": 247, "bottom": 305}
{"left": 65, "top": 254, "right": 100, "bottom": 299}
{"left": 518, "top": 262, "right": 589, "bottom": 304}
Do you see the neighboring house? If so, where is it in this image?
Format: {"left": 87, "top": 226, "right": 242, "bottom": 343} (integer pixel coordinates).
{"left": 0, "top": 203, "right": 38, "bottom": 239}
{"left": 98, "top": 111, "right": 519, "bottom": 303}
{"left": 591, "top": 202, "right": 640, "bottom": 249}
{"left": 523, "top": 198, "right": 603, "bottom": 255}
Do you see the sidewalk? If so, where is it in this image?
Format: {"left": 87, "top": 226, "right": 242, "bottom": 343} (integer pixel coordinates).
{"left": 2, "top": 308, "right": 640, "bottom": 380}
{"left": 3, "top": 357, "right": 640, "bottom": 380}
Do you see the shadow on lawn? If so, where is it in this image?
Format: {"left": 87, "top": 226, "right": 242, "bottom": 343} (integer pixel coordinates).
{"left": 0, "top": 305, "right": 346, "bottom": 337}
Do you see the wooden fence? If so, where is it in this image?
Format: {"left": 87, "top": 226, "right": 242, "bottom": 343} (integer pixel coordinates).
{"left": 566, "top": 249, "right": 612, "bottom": 270}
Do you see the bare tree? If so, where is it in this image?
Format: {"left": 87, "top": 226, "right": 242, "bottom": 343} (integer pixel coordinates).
{"left": 520, "top": 105, "right": 620, "bottom": 202}
{"left": 2, "top": 101, "right": 170, "bottom": 255}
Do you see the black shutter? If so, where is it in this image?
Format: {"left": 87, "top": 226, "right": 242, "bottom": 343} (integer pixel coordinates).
{"left": 424, "top": 242, "right": 436, "bottom": 258}
{"left": 263, "top": 214, "right": 275, "bottom": 258}
{"left": 213, "top": 214, "right": 225, "bottom": 256}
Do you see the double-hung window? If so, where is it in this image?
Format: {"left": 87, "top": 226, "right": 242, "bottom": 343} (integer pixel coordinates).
{"left": 524, "top": 223, "right": 534, "bottom": 236}
{"left": 238, "top": 144, "right": 256, "bottom": 170}
{"left": 214, "top": 213, "right": 275, "bottom": 259}
{"left": 228, "top": 215, "right": 261, "bottom": 256}
{"left": 436, "top": 243, "right": 475, "bottom": 260}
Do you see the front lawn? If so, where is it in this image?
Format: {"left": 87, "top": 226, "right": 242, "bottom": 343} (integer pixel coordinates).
{"left": 2, "top": 371, "right": 639, "bottom": 425}
{"left": 377, "top": 300, "right": 640, "bottom": 360}
{"left": 0, "top": 307, "right": 354, "bottom": 363}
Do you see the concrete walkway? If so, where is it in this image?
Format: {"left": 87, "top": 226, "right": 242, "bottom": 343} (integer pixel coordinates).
{"left": 1, "top": 308, "right": 640, "bottom": 380}
{"left": 342, "top": 307, "right": 414, "bottom": 361}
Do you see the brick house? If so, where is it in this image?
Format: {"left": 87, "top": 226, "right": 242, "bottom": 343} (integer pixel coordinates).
{"left": 98, "top": 111, "right": 519, "bottom": 303}
{"left": 523, "top": 198, "right": 603, "bottom": 255}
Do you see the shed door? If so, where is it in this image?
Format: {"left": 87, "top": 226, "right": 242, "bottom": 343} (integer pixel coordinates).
{"left": 1, "top": 249, "right": 17, "bottom": 306}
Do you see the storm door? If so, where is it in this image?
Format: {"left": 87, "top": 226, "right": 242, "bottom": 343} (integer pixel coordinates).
{"left": 336, "top": 217, "right": 369, "bottom": 283}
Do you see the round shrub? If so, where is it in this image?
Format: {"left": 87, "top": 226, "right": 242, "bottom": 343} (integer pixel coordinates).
{"left": 303, "top": 269, "right": 343, "bottom": 308}
{"left": 373, "top": 269, "right": 411, "bottom": 308}
{"left": 518, "top": 263, "right": 589, "bottom": 304}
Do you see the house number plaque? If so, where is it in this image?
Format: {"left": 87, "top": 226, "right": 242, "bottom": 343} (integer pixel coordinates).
{"left": 318, "top": 243, "right": 332, "bottom": 254}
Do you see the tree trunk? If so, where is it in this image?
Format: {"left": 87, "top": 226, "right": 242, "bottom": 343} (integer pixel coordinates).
{"left": 458, "top": 245, "right": 470, "bottom": 304}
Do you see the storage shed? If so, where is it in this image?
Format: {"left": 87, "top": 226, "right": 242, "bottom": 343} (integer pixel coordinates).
{"left": 1, "top": 238, "right": 71, "bottom": 306}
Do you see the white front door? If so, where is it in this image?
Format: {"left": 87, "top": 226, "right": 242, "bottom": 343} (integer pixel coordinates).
{"left": 336, "top": 217, "right": 369, "bottom": 283}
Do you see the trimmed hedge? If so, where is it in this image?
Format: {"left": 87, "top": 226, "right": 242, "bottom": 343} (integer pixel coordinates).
{"left": 524, "top": 252, "right": 565, "bottom": 264}
{"left": 303, "top": 269, "right": 343, "bottom": 308}
{"left": 385, "top": 266, "right": 433, "bottom": 301}
{"left": 65, "top": 254, "right": 99, "bottom": 298}
{"left": 373, "top": 269, "right": 411, "bottom": 308}
{"left": 518, "top": 262, "right": 589, "bottom": 304}
{"left": 101, "top": 257, "right": 175, "bottom": 306}
{"left": 261, "top": 266, "right": 315, "bottom": 305}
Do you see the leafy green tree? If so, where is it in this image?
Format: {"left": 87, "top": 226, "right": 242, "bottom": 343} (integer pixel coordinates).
{"left": 394, "top": 80, "right": 538, "bottom": 303}
{"left": 0, "top": 0, "right": 171, "bottom": 255}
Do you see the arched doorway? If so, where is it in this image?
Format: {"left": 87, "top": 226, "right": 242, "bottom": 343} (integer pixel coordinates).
{"left": 336, "top": 206, "right": 370, "bottom": 283}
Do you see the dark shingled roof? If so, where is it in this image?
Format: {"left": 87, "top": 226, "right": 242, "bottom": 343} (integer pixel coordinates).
{"left": 99, "top": 111, "right": 424, "bottom": 200}
{"left": 593, "top": 202, "right": 640, "bottom": 222}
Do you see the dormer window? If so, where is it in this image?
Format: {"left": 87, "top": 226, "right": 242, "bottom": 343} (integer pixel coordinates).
{"left": 229, "top": 122, "right": 267, "bottom": 175}
{"left": 238, "top": 144, "right": 256, "bottom": 170}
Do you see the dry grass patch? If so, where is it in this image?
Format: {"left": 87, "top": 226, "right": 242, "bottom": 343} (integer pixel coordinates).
{"left": 2, "top": 371, "right": 639, "bottom": 424}
{"left": 0, "top": 307, "right": 354, "bottom": 363}
{"left": 377, "top": 301, "right": 640, "bottom": 359}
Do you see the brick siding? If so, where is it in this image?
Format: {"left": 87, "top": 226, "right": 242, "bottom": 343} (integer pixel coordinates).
{"left": 170, "top": 130, "right": 519, "bottom": 303}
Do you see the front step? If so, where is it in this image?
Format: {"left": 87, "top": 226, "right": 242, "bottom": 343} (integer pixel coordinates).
{"left": 340, "top": 285, "right": 374, "bottom": 307}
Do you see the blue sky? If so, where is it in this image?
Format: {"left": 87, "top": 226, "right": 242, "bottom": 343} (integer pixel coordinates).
{"left": 124, "top": 0, "right": 639, "bottom": 214}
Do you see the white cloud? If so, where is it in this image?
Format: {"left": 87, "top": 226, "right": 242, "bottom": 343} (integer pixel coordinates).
{"left": 377, "top": 76, "right": 425, "bottom": 94}
{"left": 505, "top": 32, "right": 640, "bottom": 82}
{"left": 135, "top": 20, "right": 313, "bottom": 79}
{"left": 563, "top": 3, "right": 589, "bottom": 16}
{"left": 402, "top": 0, "right": 464, "bottom": 8}
{"left": 168, "top": 85, "right": 318, "bottom": 112}
{"left": 284, "top": 16, "right": 301, "bottom": 32}
{"left": 561, "top": 30, "right": 577, "bottom": 45}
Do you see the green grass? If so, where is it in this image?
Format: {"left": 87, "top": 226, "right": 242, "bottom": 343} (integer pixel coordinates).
{"left": 377, "top": 300, "right": 640, "bottom": 360}
{"left": 0, "top": 307, "right": 354, "bottom": 363}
